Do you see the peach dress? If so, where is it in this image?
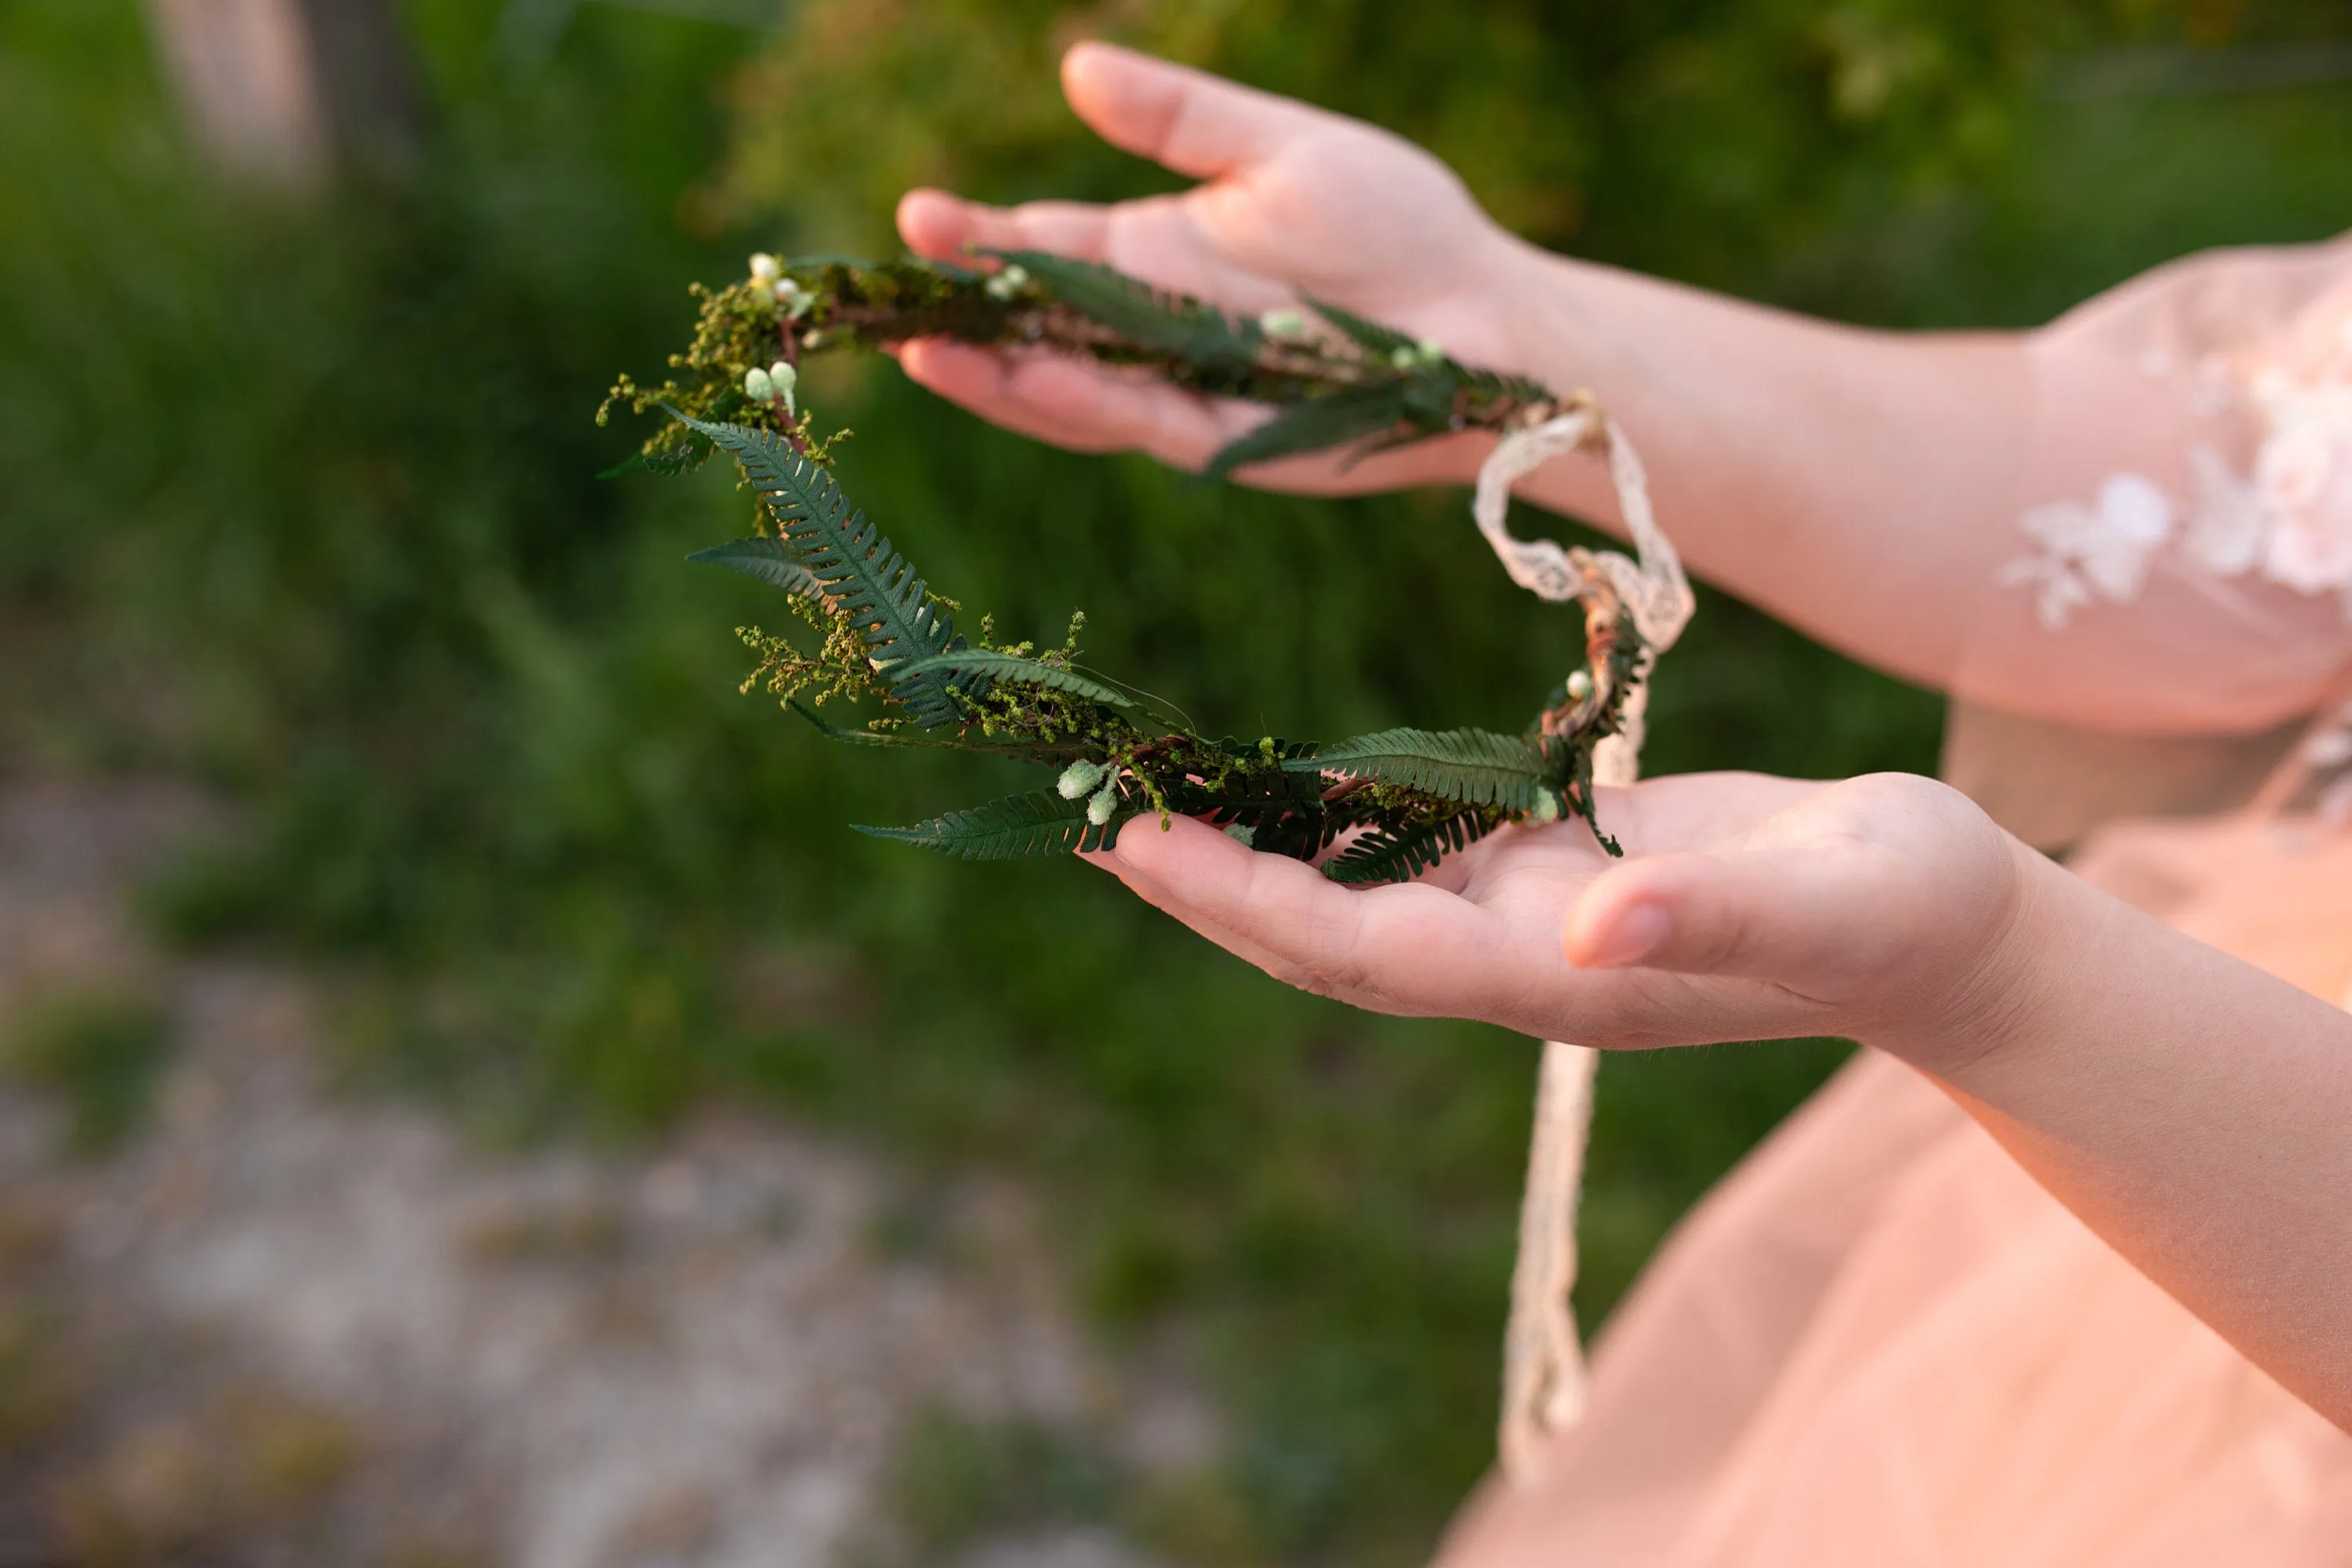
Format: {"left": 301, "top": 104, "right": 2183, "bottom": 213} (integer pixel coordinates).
{"left": 1445, "top": 235, "right": 2352, "bottom": 1565}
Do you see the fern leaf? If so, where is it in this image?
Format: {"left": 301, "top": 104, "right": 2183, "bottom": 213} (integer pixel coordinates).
{"left": 894, "top": 649, "right": 1141, "bottom": 713}
{"left": 992, "top": 249, "right": 1261, "bottom": 371}
{"left": 667, "top": 410, "right": 963, "bottom": 726}
{"left": 855, "top": 789, "right": 1134, "bottom": 859}
{"left": 1290, "top": 727, "right": 1550, "bottom": 811}
{"left": 687, "top": 536, "right": 821, "bottom": 598}
{"left": 1201, "top": 384, "right": 1410, "bottom": 485}
{"left": 1322, "top": 812, "right": 1494, "bottom": 885}
{"left": 1303, "top": 296, "right": 1419, "bottom": 358}
{"left": 787, "top": 702, "right": 1091, "bottom": 760}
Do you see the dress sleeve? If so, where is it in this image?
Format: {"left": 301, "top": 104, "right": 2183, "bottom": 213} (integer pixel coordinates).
{"left": 1973, "top": 232, "right": 2352, "bottom": 735}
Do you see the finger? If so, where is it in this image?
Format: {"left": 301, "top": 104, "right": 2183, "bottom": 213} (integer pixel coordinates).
{"left": 1599, "top": 773, "right": 1830, "bottom": 858}
{"left": 895, "top": 188, "right": 1112, "bottom": 264}
{"left": 897, "top": 337, "right": 1243, "bottom": 465}
{"left": 1562, "top": 840, "right": 1918, "bottom": 995}
{"left": 1062, "top": 42, "right": 1338, "bottom": 179}
{"left": 897, "top": 339, "right": 1485, "bottom": 493}
{"left": 1111, "top": 815, "right": 1544, "bottom": 1018}
{"left": 1087, "top": 835, "right": 1321, "bottom": 983}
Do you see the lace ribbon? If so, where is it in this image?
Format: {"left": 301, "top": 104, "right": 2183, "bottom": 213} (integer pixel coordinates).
{"left": 1472, "top": 408, "right": 1693, "bottom": 1483}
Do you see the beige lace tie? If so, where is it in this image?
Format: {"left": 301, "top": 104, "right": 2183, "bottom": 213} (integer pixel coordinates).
{"left": 1471, "top": 405, "right": 1693, "bottom": 1482}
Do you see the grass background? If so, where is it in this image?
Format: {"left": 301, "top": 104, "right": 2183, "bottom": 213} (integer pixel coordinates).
{"left": 5, "top": 1, "right": 2351, "bottom": 1559}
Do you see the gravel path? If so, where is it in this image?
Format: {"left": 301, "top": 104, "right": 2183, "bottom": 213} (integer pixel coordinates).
{"left": 0, "top": 780, "right": 1195, "bottom": 1567}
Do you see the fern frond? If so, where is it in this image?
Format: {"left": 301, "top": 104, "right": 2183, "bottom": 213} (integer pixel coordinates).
{"left": 787, "top": 702, "right": 1091, "bottom": 760}
{"left": 895, "top": 649, "right": 1140, "bottom": 713}
{"left": 688, "top": 536, "right": 821, "bottom": 598}
{"left": 1290, "top": 727, "right": 1550, "bottom": 811}
{"left": 991, "top": 249, "right": 1261, "bottom": 372}
{"left": 1201, "top": 384, "right": 1411, "bottom": 484}
{"left": 854, "top": 789, "right": 1134, "bottom": 859}
{"left": 1322, "top": 812, "right": 1495, "bottom": 885}
{"left": 1303, "top": 296, "right": 1419, "bottom": 358}
{"left": 668, "top": 410, "right": 963, "bottom": 726}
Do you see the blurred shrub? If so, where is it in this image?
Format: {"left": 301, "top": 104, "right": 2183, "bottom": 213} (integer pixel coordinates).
{"left": 1, "top": 991, "right": 175, "bottom": 1159}
{"left": 2, "top": 0, "right": 2349, "bottom": 1561}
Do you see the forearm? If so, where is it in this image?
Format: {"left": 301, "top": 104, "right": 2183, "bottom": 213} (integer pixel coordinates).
{"left": 1465, "top": 238, "right": 2034, "bottom": 695}
{"left": 1889, "top": 846, "right": 2352, "bottom": 1428}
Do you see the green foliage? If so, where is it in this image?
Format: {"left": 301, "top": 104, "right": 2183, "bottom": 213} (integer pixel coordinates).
{"left": 895, "top": 648, "right": 1144, "bottom": 714}
{"left": 882, "top": 1407, "right": 1120, "bottom": 1559}
{"left": 625, "top": 249, "right": 1552, "bottom": 495}
{"left": 684, "top": 536, "right": 821, "bottom": 597}
{"left": 856, "top": 788, "right": 1133, "bottom": 858}
{"left": 1197, "top": 383, "right": 1416, "bottom": 485}
{"left": 672, "top": 410, "right": 967, "bottom": 725}
{"left": 1322, "top": 812, "right": 1497, "bottom": 885}
{"left": 1295, "top": 727, "right": 1553, "bottom": 812}
{"left": 632, "top": 264, "right": 1635, "bottom": 886}
{"left": 2, "top": 992, "right": 176, "bottom": 1158}
{"left": 993, "top": 246, "right": 1267, "bottom": 376}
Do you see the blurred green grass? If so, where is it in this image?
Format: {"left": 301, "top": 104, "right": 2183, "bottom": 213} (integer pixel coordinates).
{"left": 5, "top": 2, "right": 2350, "bottom": 1560}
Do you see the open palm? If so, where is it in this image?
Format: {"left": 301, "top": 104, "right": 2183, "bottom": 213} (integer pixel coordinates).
{"left": 895, "top": 42, "right": 1529, "bottom": 490}
{"left": 1089, "top": 769, "right": 2031, "bottom": 1055}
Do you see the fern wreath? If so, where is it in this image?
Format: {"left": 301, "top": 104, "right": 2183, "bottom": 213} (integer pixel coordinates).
{"left": 605, "top": 249, "right": 1694, "bottom": 1475}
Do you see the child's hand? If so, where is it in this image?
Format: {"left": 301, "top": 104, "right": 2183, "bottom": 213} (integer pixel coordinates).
{"left": 1092, "top": 770, "right": 2043, "bottom": 1063}
{"left": 893, "top": 42, "right": 1522, "bottom": 492}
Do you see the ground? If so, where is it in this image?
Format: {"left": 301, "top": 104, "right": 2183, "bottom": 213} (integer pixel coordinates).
{"left": 0, "top": 779, "right": 1210, "bottom": 1567}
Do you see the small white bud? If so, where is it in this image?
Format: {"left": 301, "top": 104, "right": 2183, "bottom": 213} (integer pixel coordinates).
{"left": 1086, "top": 778, "right": 1120, "bottom": 826}
{"left": 1415, "top": 336, "right": 1446, "bottom": 365}
{"left": 1058, "top": 759, "right": 1107, "bottom": 800}
{"left": 1528, "top": 792, "right": 1563, "bottom": 824}
{"left": 984, "top": 263, "right": 1031, "bottom": 302}
{"left": 776, "top": 279, "right": 814, "bottom": 318}
{"left": 1222, "top": 822, "right": 1257, "bottom": 848}
{"left": 749, "top": 252, "right": 780, "bottom": 285}
{"left": 743, "top": 366, "right": 774, "bottom": 403}
{"left": 1258, "top": 307, "right": 1308, "bottom": 340}
{"left": 767, "top": 360, "right": 797, "bottom": 415}
{"left": 1565, "top": 669, "right": 1594, "bottom": 702}
{"left": 1388, "top": 346, "right": 1417, "bottom": 369}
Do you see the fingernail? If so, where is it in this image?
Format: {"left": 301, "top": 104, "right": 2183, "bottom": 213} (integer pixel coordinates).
{"left": 1577, "top": 902, "right": 1671, "bottom": 969}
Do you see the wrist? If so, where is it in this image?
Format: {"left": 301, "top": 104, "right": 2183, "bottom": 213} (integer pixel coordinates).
{"left": 1870, "top": 833, "right": 2075, "bottom": 1083}
{"left": 1435, "top": 236, "right": 1646, "bottom": 503}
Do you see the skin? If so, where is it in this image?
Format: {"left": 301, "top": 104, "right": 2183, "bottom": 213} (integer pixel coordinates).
{"left": 894, "top": 41, "right": 2352, "bottom": 1450}
{"left": 898, "top": 45, "right": 2350, "bottom": 735}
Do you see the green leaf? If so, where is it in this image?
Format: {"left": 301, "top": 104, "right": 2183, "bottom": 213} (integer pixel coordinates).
{"left": 788, "top": 702, "right": 1093, "bottom": 760}
{"left": 855, "top": 789, "right": 1134, "bottom": 859}
{"left": 1304, "top": 296, "right": 1420, "bottom": 358}
{"left": 688, "top": 536, "right": 821, "bottom": 598}
{"left": 894, "top": 649, "right": 1142, "bottom": 713}
{"left": 1322, "top": 813, "right": 1494, "bottom": 885}
{"left": 991, "top": 249, "right": 1261, "bottom": 372}
{"left": 1200, "top": 383, "right": 1410, "bottom": 485}
{"left": 666, "top": 409, "right": 963, "bottom": 726}
{"left": 1290, "top": 727, "right": 1550, "bottom": 811}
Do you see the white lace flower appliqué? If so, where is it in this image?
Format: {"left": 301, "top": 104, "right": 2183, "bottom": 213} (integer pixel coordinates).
{"left": 2002, "top": 473, "right": 2176, "bottom": 629}
{"left": 2005, "top": 328, "right": 2352, "bottom": 629}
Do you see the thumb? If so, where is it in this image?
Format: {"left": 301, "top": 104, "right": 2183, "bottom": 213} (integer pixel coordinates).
{"left": 1061, "top": 42, "right": 1336, "bottom": 179}
{"left": 1561, "top": 840, "right": 1933, "bottom": 997}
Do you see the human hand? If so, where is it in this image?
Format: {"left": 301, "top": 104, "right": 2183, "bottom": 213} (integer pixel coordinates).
{"left": 1090, "top": 770, "right": 2050, "bottom": 1065}
{"left": 894, "top": 42, "right": 1529, "bottom": 492}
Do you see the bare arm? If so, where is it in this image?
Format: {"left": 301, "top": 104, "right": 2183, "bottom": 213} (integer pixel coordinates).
{"left": 1936, "top": 852, "right": 2352, "bottom": 1421}
{"left": 900, "top": 43, "right": 2351, "bottom": 733}
{"left": 1086, "top": 771, "right": 2352, "bottom": 1430}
